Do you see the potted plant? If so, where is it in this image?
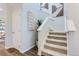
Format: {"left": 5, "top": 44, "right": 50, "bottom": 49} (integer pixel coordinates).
{"left": 36, "top": 19, "right": 42, "bottom": 47}
{"left": 37, "top": 19, "right": 42, "bottom": 27}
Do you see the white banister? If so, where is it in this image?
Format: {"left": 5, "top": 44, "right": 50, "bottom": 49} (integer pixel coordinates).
{"left": 37, "top": 17, "right": 52, "bottom": 55}
{"left": 37, "top": 18, "right": 48, "bottom": 31}
{"left": 37, "top": 16, "right": 66, "bottom": 55}
{"left": 65, "top": 16, "right": 76, "bottom": 32}
{"left": 65, "top": 16, "right": 76, "bottom": 55}
{"left": 67, "top": 20, "right": 76, "bottom": 32}
{"left": 65, "top": 16, "right": 67, "bottom": 32}
{"left": 37, "top": 16, "right": 76, "bottom": 56}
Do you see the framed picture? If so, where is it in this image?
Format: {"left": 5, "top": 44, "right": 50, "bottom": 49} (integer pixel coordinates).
{"left": 40, "top": 3, "right": 64, "bottom": 17}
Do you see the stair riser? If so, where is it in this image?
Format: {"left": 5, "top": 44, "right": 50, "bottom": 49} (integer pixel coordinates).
{"left": 42, "top": 52, "right": 53, "bottom": 56}
{"left": 49, "top": 32, "right": 66, "bottom": 35}
{"left": 41, "top": 32, "right": 67, "bottom": 56}
{"left": 48, "top": 36, "right": 66, "bottom": 40}
{"left": 46, "top": 40, "right": 67, "bottom": 46}
{"left": 44, "top": 45, "right": 67, "bottom": 54}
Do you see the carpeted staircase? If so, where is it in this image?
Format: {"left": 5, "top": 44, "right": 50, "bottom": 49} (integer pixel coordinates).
{"left": 41, "top": 31, "right": 67, "bottom": 56}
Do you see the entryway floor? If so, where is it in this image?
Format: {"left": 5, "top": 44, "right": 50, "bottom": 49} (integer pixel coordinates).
{"left": 6, "top": 46, "right": 38, "bottom": 56}
{"left": 24, "top": 46, "right": 38, "bottom": 56}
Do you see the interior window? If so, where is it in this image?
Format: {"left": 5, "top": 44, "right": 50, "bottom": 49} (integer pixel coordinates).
{"left": 52, "top": 5, "right": 57, "bottom": 13}
{"left": 44, "top": 3, "right": 48, "bottom": 9}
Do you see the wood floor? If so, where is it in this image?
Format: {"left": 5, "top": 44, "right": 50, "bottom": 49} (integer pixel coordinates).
{"left": 0, "top": 38, "right": 38, "bottom": 56}
{"left": 0, "top": 45, "right": 12, "bottom": 56}
{"left": 7, "top": 48, "right": 24, "bottom": 56}
{"left": 24, "top": 46, "right": 38, "bottom": 56}
{"left": 0, "top": 40, "right": 38, "bottom": 56}
{"left": 7, "top": 46, "right": 38, "bottom": 56}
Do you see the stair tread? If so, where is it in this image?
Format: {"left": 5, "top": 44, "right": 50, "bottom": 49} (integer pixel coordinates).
{"left": 45, "top": 43, "right": 67, "bottom": 50}
{"left": 47, "top": 39, "right": 67, "bottom": 43}
{"left": 42, "top": 48, "right": 66, "bottom": 56}
{"left": 50, "top": 31, "right": 66, "bottom": 33}
{"left": 49, "top": 32, "right": 66, "bottom": 35}
{"left": 48, "top": 35, "right": 66, "bottom": 38}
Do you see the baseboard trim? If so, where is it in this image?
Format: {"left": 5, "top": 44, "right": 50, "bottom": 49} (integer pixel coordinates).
{"left": 5, "top": 45, "right": 36, "bottom": 54}
{"left": 5, "top": 46, "right": 13, "bottom": 49}
{"left": 20, "top": 45, "right": 36, "bottom": 53}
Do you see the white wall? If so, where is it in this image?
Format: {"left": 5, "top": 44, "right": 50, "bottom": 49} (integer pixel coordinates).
{"left": 49, "top": 16, "right": 65, "bottom": 32}
{"left": 2, "top": 3, "right": 49, "bottom": 52}
{"left": 64, "top": 3, "right": 79, "bottom": 56}
{"left": 20, "top": 3, "right": 49, "bottom": 52}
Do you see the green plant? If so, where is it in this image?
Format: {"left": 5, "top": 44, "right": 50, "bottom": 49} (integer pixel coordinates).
{"left": 37, "top": 19, "right": 42, "bottom": 27}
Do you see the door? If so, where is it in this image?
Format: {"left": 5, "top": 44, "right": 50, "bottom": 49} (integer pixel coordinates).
{"left": 12, "top": 4, "right": 22, "bottom": 50}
